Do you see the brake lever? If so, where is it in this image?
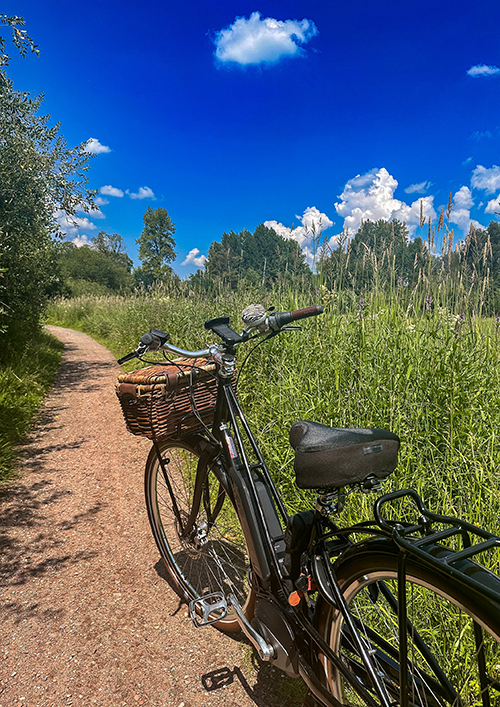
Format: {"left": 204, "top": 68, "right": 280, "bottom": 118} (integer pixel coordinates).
{"left": 117, "top": 342, "right": 148, "bottom": 365}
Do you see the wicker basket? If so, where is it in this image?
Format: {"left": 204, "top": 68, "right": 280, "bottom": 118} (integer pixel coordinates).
{"left": 116, "top": 357, "right": 220, "bottom": 440}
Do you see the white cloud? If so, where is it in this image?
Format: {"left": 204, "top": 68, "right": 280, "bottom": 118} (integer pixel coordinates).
{"left": 334, "top": 168, "right": 436, "bottom": 236}
{"left": 462, "top": 156, "right": 473, "bottom": 166}
{"left": 485, "top": 195, "right": 500, "bottom": 214}
{"left": 88, "top": 207, "right": 106, "bottom": 220}
{"left": 467, "top": 64, "right": 500, "bottom": 77}
{"left": 181, "top": 248, "right": 208, "bottom": 268}
{"left": 300, "top": 206, "right": 334, "bottom": 235}
{"left": 453, "top": 186, "right": 474, "bottom": 210}
{"left": 471, "top": 165, "right": 500, "bottom": 194}
{"left": 128, "top": 186, "right": 155, "bottom": 200}
{"left": 54, "top": 210, "right": 97, "bottom": 238}
{"left": 94, "top": 196, "right": 109, "bottom": 207}
{"left": 83, "top": 138, "right": 111, "bottom": 154}
{"left": 265, "top": 206, "right": 334, "bottom": 266}
{"left": 405, "top": 181, "right": 431, "bottom": 194}
{"left": 448, "top": 186, "right": 474, "bottom": 230}
{"left": 100, "top": 185, "right": 124, "bottom": 198}
{"left": 72, "top": 234, "right": 92, "bottom": 247}
{"left": 78, "top": 201, "right": 106, "bottom": 220}
{"left": 214, "top": 11, "right": 318, "bottom": 66}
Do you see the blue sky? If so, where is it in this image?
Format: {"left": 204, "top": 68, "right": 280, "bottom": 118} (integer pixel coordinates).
{"left": 4, "top": 0, "right": 500, "bottom": 276}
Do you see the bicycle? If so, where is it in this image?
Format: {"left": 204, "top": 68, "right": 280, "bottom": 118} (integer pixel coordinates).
{"left": 116, "top": 303, "right": 500, "bottom": 707}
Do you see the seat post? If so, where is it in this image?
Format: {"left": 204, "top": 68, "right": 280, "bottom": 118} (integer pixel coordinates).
{"left": 316, "top": 490, "right": 346, "bottom": 515}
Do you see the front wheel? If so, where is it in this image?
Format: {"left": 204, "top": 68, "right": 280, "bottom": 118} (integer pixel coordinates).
{"left": 144, "top": 436, "right": 253, "bottom": 632}
{"left": 317, "top": 543, "right": 500, "bottom": 706}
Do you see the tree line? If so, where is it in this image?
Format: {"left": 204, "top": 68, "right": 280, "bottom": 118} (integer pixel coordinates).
{"left": 2, "top": 13, "right": 500, "bottom": 364}
{"left": 55, "top": 206, "right": 177, "bottom": 296}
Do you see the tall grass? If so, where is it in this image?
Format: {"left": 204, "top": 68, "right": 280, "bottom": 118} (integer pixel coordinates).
{"left": 47, "top": 285, "right": 500, "bottom": 535}
{"left": 0, "top": 329, "right": 64, "bottom": 483}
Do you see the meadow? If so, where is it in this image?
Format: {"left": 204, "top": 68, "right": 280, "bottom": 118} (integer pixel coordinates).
{"left": 46, "top": 284, "right": 500, "bottom": 535}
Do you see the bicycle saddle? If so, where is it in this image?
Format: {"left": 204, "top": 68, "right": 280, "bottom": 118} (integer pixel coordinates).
{"left": 289, "top": 420, "right": 400, "bottom": 490}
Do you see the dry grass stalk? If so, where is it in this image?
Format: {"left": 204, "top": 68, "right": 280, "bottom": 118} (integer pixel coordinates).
{"left": 438, "top": 208, "right": 444, "bottom": 232}
{"left": 446, "top": 193, "right": 453, "bottom": 220}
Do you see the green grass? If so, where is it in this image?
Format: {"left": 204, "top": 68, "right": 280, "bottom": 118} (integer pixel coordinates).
{"left": 0, "top": 328, "right": 64, "bottom": 484}
{"left": 46, "top": 286, "right": 500, "bottom": 536}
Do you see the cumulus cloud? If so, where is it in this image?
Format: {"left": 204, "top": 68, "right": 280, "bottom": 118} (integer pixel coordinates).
{"left": 83, "top": 138, "right": 111, "bottom": 154}
{"left": 405, "top": 181, "right": 432, "bottom": 194}
{"left": 72, "top": 234, "right": 92, "bottom": 247}
{"left": 453, "top": 186, "right": 474, "bottom": 210}
{"left": 127, "top": 186, "right": 155, "bottom": 200}
{"left": 95, "top": 196, "right": 109, "bottom": 207}
{"left": 78, "top": 202, "right": 106, "bottom": 220}
{"left": 214, "top": 11, "right": 318, "bottom": 66}
{"left": 181, "top": 248, "right": 208, "bottom": 268}
{"left": 334, "top": 168, "right": 436, "bottom": 236}
{"left": 100, "top": 185, "right": 124, "bottom": 198}
{"left": 448, "top": 186, "right": 475, "bottom": 230}
{"left": 265, "top": 206, "right": 334, "bottom": 266}
{"left": 88, "top": 207, "right": 106, "bottom": 219}
{"left": 485, "top": 195, "right": 500, "bottom": 214}
{"left": 467, "top": 64, "right": 500, "bottom": 77}
{"left": 471, "top": 165, "right": 500, "bottom": 194}
{"left": 54, "top": 210, "right": 97, "bottom": 238}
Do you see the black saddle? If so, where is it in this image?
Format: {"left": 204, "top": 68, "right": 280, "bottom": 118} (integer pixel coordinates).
{"left": 289, "top": 420, "right": 400, "bottom": 490}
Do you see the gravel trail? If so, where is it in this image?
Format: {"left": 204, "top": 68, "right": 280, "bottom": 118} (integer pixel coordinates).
{"left": 0, "top": 326, "right": 305, "bottom": 707}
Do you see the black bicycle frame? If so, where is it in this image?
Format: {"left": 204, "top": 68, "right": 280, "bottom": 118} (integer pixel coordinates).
{"left": 170, "top": 366, "right": 500, "bottom": 707}
{"left": 202, "top": 371, "right": 393, "bottom": 707}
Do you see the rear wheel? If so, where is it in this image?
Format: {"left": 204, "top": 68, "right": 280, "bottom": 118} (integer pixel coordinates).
{"left": 144, "top": 437, "right": 253, "bottom": 631}
{"left": 318, "top": 547, "right": 500, "bottom": 705}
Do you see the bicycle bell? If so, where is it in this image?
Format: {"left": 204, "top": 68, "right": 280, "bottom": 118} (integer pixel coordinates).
{"left": 241, "top": 304, "right": 267, "bottom": 328}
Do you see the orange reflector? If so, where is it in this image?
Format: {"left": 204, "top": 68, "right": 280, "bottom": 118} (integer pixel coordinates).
{"left": 288, "top": 591, "right": 302, "bottom": 607}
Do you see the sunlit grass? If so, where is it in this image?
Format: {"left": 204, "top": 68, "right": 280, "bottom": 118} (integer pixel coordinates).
{"left": 0, "top": 328, "right": 64, "bottom": 483}
{"left": 46, "top": 284, "right": 500, "bottom": 538}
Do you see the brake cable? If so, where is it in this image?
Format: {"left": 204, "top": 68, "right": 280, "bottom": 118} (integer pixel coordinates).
{"left": 235, "top": 330, "right": 280, "bottom": 389}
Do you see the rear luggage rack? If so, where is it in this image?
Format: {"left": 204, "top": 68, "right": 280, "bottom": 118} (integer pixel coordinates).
{"left": 375, "top": 489, "right": 500, "bottom": 603}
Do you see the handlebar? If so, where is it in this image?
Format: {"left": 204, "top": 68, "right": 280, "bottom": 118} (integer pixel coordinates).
{"left": 117, "top": 303, "right": 324, "bottom": 365}
{"left": 270, "top": 305, "right": 324, "bottom": 330}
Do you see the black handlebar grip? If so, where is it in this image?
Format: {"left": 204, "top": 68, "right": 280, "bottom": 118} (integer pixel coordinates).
{"left": 117, "top": 350, "right": 139, "bottom": 365}
{"left": 291, "top": 305, "right": 324, "bottom": 321}
{"left": 273, "top": 305, "right": 324, "bottom": 329}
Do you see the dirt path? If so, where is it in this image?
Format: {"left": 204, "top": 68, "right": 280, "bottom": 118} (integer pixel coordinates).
{"left": 0, "top": 326, "right": 305, "bottom": 707}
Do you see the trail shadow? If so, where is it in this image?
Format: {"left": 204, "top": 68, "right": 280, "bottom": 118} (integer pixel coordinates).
{"left": 19, "top": 435, "right": 89, "bottom": 474}
{"left": 200, "top": 664, "right": 308, "bottom": 707}
{"left": 1, "top": 599, "right": 66, "bottom": 626}
{"left": 0, "top": 478, "right": 102, "bottom": 590}
{"left": 154, "top": 560, "right": 308, "bottom": 706}
{"left": 50, "top": 343, "right": 117, "bottom": 394}
{"left": 15, "top": 343, "right": 117, "bottom": 472}
{"left": 155, "top": 558, "right": 182, "bottom": 597}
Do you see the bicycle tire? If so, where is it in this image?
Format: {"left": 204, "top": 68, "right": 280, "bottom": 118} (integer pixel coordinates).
{"left": 144, "top": 435, "right": 253, "bottom": 632}
{"left": 316, "top": 540, "right": 500, "bottom": 706}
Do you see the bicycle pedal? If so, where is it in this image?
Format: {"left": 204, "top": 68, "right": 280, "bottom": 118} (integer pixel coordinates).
{"left": 189, "top": 592, "right": 228, "bottom": 628}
